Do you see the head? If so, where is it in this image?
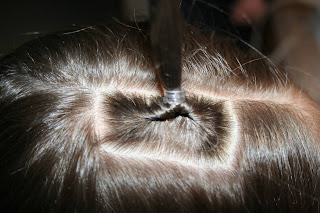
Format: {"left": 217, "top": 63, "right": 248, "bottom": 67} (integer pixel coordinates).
{"left": 0, "top": 23, "right": 319, "bottom": 212}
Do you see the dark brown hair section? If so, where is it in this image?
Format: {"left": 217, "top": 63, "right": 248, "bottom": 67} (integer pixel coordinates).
{"left": 104, "top": 93, "right": 229, "bottom": 154}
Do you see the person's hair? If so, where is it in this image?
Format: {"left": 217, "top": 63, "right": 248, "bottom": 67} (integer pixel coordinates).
{"left": 0, "top": 23, "right": 319, "bottom": 212}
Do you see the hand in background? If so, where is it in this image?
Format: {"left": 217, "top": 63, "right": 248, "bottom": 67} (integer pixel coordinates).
{"left": 231, "top": 0, "right": 266, "bottom": 24}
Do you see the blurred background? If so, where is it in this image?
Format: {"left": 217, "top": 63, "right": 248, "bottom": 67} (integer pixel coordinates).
{"left": 0, "top": 0, "right": 268, "bottom": 54}
{"left": 0, "top": 0, "right": 319, "bottom": 103}
{"left": 0, "top": 0, "right": 121, "bottom": 54}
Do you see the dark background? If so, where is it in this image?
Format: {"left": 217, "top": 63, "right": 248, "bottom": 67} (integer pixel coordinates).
{"left": 0, "top": 1, "right": 121, "bottom": 55}
{"left": 0, "top": 0, "right": 262, "bottom": 56}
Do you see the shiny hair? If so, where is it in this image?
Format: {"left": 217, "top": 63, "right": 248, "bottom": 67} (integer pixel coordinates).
{"left": 0, "top": 23, "right": 319, "bottom": 212}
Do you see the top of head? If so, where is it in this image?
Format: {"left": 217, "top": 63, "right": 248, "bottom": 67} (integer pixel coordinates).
{"left": 0, "top": 22, "right": 319, "bottom": 212}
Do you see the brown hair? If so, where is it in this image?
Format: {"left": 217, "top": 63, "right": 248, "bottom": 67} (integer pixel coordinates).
{"left": 0, "top": 23, "right": 319, "bottom": 212}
